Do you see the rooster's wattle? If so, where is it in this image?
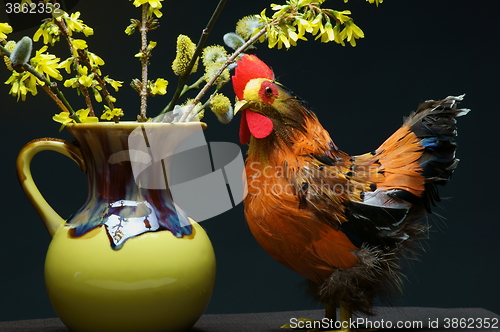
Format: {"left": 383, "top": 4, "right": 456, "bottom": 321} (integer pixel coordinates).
{"left": 231, "top": 54, "right": 469, "bottom": 327}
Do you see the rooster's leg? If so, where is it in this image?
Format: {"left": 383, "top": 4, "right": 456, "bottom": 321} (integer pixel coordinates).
{"left": 315, "top": 303, "right": 351, "bottom": 332}
{"left": 335, "top": 303, "right": 352, "bottom": 332}
{"left": 325, "top": 302, "right": 337, "bottom": 321}
{"left": 281, "top": 303, "right": 376, "bottom": 332}
{"left": 280, "top": 303, "right": 352, "bottom": 332}
{"left": 323, "top": 303, "right": 377, "bottom": 332}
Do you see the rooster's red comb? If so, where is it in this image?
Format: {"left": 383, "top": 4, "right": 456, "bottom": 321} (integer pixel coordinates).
{"left": 232, "top": 54, "right": 275, "bottom": 100}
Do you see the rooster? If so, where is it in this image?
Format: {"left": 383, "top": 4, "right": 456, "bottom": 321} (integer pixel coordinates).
{"left": 231, "top": 54, "right": 468, "bottom": 329}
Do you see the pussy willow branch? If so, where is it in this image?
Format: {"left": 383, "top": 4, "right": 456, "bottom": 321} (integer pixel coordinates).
{"left": 138, "top": 3, "right": 149, "bottom": 121}
{"left": 180, "top": 76, "right": 205, "bottom": 96}
{"left": 159, "top": 0, "right": 228, "bottom": 117}
{"left": 179, "top": 27, "right": 267, "bottom": 122}
{"left": 0, "top": 44, "right": 80, "bottom": 122}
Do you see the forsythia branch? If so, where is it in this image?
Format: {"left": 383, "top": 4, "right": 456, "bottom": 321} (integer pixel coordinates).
{"left": 139, "top": 3, "right": 149, "bottom": 121}
{"left": 53, "top": 16, "right": 95, "bottom": 116}
{"left": 0, "top": 43, "right": 80, "bottom": 122}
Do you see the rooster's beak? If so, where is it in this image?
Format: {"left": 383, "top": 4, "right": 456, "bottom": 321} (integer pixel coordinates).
{"left": 234, "top": 100, "right": 250, "bottom": 115}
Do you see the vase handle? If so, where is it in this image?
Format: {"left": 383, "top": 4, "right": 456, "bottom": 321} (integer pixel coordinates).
{"left": 16, "top": 138, "right": 86, "bottom": 237}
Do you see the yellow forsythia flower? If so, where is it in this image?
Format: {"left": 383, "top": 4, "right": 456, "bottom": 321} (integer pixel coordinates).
{"left": 0, "top": 22, "right": 13, "bottom": 39}
{"left": 52, "top": 111, "right": 74, "bottom": 126}
{"left": 88, "top": 52, "right": 104, "bottom": 66}
{"left": 76, "top": 65, "right": 93, "bottom": 87}
{"left": 65, "top": 12, "right": 84, "bottom": 35}
{"left": 71, "top": 39, "right": 88, "bottom": 51}
{"left": 76, "top": 108, "right": 99, "bottom": 123}
{"left": 33, "top": 21, "right": 60, "bottom": 46}
{"left": 342, "top": 21, "right": 364, "bottom": 46}
{"left": 53, "top": 109, "right": 98, "bottom": 130}
{"left": 5, "top": 71, "right": 30, "bottom": 101}
{"left": 93, "top": 86, "right": 103, "bottom": 102}
{"left": 101, "top": 107, "right": 124, "bottom": 120}
{"left": 131, "top": 0, "right": 163, "bottom": 18}
{"left": 30, "top": 46, "right": 63, "bottom": 81}
{"left": 58, "top": 57, "right": 74, "bottom": 74}
{"left": 150, "top": 78, "right": 168, "bottom": 96}
{"left": 105, "top": 77, "right": 124, "bottom": 92}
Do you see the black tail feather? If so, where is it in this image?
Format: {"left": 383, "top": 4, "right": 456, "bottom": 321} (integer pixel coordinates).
{"left": 404, "top": 95, "right": 469, "bottom": 209}
{"left": 405, "top": 95, "right": 469, "bottom": 183}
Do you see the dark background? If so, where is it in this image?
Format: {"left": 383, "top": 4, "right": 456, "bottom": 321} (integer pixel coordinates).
{"left": 1, "top": 0, "right": 499, "bottom": 322}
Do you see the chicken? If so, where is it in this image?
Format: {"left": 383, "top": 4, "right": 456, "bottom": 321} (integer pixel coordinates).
{"left": 231, "top": 54, "right": 469, "bottom": 329}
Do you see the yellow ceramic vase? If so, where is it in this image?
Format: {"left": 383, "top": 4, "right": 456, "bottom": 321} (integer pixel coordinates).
{"left": 16, "top": 122, "right": 216, "bottom": 332}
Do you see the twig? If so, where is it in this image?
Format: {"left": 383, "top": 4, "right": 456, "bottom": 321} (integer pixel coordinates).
{"left": 138, "top": 3, "right": 149, "bottom": 120}
{"left": 38, "top": 83, "right": 70, "bottom": 114}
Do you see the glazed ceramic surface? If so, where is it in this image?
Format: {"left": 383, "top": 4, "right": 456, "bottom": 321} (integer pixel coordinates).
{"left": 17, "top": 122, "right": 216, "bottom": 332}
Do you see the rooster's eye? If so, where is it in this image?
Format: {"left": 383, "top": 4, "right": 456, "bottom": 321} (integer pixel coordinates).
{"left": 259, "top": 81, "right": 277, "bottom": 104}
{"left": 264, "top": 86, "right": 274, "bottom": 97}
